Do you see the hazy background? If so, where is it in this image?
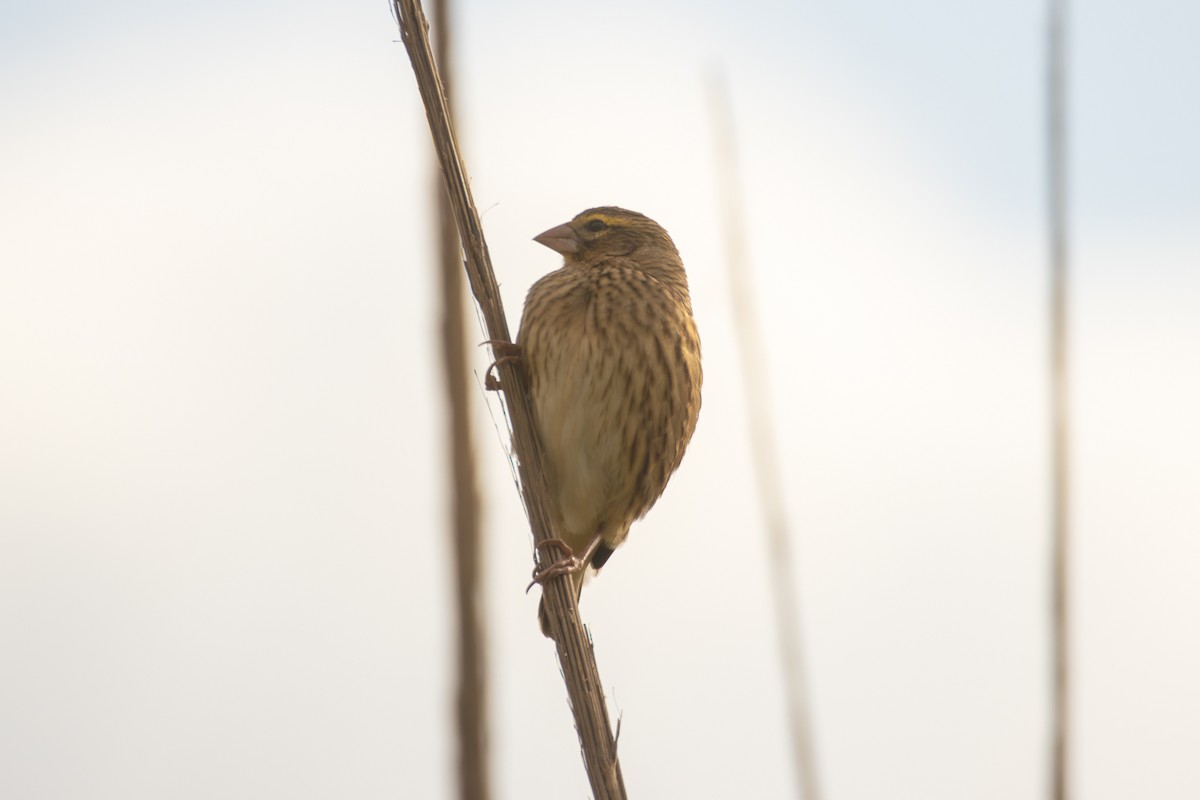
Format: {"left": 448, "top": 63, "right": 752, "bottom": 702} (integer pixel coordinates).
{"left": 2, "top": 1, "right": 1198, "bottom": 798}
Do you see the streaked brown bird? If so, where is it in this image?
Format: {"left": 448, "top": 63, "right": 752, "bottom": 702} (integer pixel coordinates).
{"left": 515, "top": 207, "right": 702, "bottom": 636}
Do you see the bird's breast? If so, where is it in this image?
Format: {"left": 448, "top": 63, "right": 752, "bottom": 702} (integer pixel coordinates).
{"left": 520, "top": 269, "right": 701, "bottom": 546}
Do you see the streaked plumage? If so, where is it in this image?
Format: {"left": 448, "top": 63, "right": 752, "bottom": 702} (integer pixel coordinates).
{"left": 517, "top": 207, "right": 702, "bottom": 635}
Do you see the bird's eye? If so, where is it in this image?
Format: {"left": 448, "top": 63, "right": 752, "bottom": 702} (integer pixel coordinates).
{"left": 584, "top": 219, "right": 608, "bottom": 233}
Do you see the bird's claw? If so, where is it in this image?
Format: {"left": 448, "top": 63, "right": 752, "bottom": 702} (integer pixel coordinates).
{"left": 525, "top": 538, "right": 583, "bottom": 592}
{"left": 483, "top": 339, "right": 523, "bottom": 360}
{"left": 481, "top": 340, "right": 522, "bottom": 391}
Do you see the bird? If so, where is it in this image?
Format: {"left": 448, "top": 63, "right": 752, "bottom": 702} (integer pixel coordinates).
{"left": 512, "top": 206, "right": 702, "bottom": 637}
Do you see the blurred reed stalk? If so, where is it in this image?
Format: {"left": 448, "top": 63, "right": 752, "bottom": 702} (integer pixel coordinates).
{"left": 429, "top": 0, "right": 490, "bottom": 798}
{"left": 391, "top": 1, "right": 627, "bottom": 797}
{"left": 1047, "top": 1, "right": 1071, "bottom": 798}
{"left": 707, "top": 72, "right": 823, "bottom": 800}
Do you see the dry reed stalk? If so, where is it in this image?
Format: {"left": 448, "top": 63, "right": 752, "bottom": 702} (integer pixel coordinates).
{"left": 391, "top": 2, "right": 626, "bottom": 796}
{"left": 707, "top": 73, "right": 822, "bottom": 800}
{"left": 429, "top": 0, "right": 490, "bottom": 797}
{"left": 1047, "top": 1, "right": 1071, "bottom": 798}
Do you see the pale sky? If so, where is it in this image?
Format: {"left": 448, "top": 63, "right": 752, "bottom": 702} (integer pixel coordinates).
{"left": 2, "top": 1, "right": 1198, "bottom": 799}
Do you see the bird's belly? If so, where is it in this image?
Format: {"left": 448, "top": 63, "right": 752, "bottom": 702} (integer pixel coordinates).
{"left": 533, "top": 353, "right": 628, "bottom": 547}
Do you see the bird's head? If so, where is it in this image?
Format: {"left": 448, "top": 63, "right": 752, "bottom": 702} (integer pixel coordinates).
{"left": 533, "top": 207, "right": 682, "bottom": 274}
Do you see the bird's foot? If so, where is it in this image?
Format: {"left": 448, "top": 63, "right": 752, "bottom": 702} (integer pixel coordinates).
{"left": 526, "top": 538, "right": 584, "bottom": 591}
{"left": 481, "top": 340, "right": 522, "bottom": 391}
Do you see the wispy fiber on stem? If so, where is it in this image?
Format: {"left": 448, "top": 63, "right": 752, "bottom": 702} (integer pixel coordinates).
{"left": 390, "top": 2, "right": 627, "bottom": 797}
{"left": 707, "top": 72, "right": 823, "bottom": 800}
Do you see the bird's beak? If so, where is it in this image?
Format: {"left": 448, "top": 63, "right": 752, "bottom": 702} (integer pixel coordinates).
{"left": 533, "top": 222, "right": 580, "bottom": 255}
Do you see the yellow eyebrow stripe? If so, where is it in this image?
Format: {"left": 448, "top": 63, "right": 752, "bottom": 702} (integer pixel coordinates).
{"left": 581, "top": 213, "right": 622, "bottom": 226}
